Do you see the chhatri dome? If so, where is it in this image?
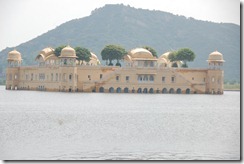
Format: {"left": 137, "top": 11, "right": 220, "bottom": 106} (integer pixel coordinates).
{"left": 7, "top": 49, "right": 22, "bottom": 61}
{"left": 124, "top": 55, "right": 132, "bottom": 62}
{"left": 60, "top": 45, "right": 77, "bottom": 58}
{"left": 159, "top": 52, "right": 171, "bottom": 62}
{"left": 207, "top": 51, "right": 225, "bottom": 62}
{"left": 89, "top": 52, "right": 100, "bottom": 65}
{"left": 128, "top": 48, "right": 154, "bottom": 59}
{"left": 158, "top": 51, "right": 183, "bottom": 67}
{"left": 35, "top": 47, "right": 56, "bottom": 61}
{"left": 157, "top": 57, "right": 168, "bottom": 64}
{"left": 90, "top": 52, "right": 98, "bottom": 59}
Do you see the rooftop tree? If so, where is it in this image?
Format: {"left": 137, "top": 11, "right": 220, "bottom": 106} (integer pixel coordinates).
{"left": 54, "top": 45, "right": 66, "bottom": 57}
{"left": 176, "top": 48, "right": 196, "bottom": 67}
{"left": 101, "top": 45, "right": 127, "bottom": 66}
{"left": 143, "top": 46, "right": 157, "bottom": 58}
{"left": 168, "top": 48, "right": 196, "bottom": 68}
{"left": 75, "top": 47, "right": 91, "bottom": 64}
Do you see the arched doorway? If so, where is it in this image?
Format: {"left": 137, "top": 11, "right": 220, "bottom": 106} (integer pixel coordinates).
{"left": 69, "top": 88, "right": 72, "bottom": 92}
{"left": 149, "top": 88, "right": 154, "bottom": 93}
{"left": 162, "top": 88, "right": 167, "bottom": 93}
{"left": 176, "top": 88, "right": 181, "bottom": 94}
{"left": 169, "top": 88, "right": 174, "bottom": 94}
{"left": 186, "top": 88, "right": 190, "bottom": 94}
{"left": 124, "top": 87, "right": 129, "bottom": 93}
{"left": 137, "top": 88, "right": 142, "bottom": 93}
{"left": 116, "top": 87, "right": 121, "bottom": 93}
{"left": 143, "top": 88, "right": 148, "bottom": 93}
{"left": 109, "top": 87, "right": 114, "bottom": 93}
{"left": 99, "top": 87, "right": 104, "bottom": 93}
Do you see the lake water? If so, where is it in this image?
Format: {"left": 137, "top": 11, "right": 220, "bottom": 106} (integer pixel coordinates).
{"left": 0, "top": 86, "right": 240, "bottom": 160}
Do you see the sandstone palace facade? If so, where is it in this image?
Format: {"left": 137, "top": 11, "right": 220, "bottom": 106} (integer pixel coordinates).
{"left": 5, "top": 46, "right": 225, "bottom": 94}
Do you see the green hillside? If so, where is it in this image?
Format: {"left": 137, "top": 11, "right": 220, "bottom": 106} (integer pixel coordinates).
{"left": 0, "top": 4, "right": 240, "bottom": 83}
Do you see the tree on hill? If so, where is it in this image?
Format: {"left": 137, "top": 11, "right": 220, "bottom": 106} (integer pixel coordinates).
{"left": 101, "top": 45, "right": 127, "bottom": 66}
{"left": 143, "top": 46, "right": 157, "bottom": 58}
{"left": 75, "top": 47, "right": 91, "bottom": 64}
{"left": 54, "top": 45, "right": 66, "bottom": 57}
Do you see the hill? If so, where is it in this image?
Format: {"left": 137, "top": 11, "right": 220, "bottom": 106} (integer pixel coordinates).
{"left": 0, "top": 4, "right": 240, "bottom": 83}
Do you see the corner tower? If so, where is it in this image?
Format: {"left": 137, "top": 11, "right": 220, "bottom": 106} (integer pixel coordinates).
{"left": 206, "top": 51, "right": 225, "bottom": 94}
{"left": 58, "top": 45, "right": 78, "bottom": 92}
{"left": 6, "top": 49, "right": 22, "bottom": 90}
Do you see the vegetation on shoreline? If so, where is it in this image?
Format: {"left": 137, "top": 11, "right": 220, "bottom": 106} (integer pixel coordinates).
{"left": 224, "top": 83, "right": 240, "bottom": 90}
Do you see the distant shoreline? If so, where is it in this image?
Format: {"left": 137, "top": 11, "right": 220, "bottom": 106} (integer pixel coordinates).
{"left": 224, "top": 89, "right": 240, "bottom": 91}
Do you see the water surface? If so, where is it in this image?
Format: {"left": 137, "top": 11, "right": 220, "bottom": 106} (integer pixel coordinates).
{"left": 0, "top": 86, "right": 240, "bottom": 160}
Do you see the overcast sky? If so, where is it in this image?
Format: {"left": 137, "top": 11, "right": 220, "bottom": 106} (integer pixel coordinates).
{"left": 0, "top": 0, "right": 240, "bottom": 51}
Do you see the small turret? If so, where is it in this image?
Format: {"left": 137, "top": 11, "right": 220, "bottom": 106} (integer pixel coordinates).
{"left": 59, "top": 45, "right": 77, "bottom": 66}
{"left": 7, "top": 49, "right": 22, "bottom": 67}
{"left": 207, "top": 51, "right": 225, "bottom": 69}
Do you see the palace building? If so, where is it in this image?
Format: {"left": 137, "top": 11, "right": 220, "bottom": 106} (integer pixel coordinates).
{"left": 5, "top": 46, "right": 225, "bottom": 94}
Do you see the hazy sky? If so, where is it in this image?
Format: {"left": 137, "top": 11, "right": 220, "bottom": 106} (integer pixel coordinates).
{"left": 0, "top": 0, "right": 240, "bottom": 51}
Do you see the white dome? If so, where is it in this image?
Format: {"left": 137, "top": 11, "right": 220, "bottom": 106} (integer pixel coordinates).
{"left": 129, "top": 48, "right": 153, "bottom": 59}
{"left": 90, "top": 52, "right": 98, "bottom": 59}
{"left": 60, "top": 46, "right": 77, "bottom": 58}
{"left": 7, "top": 49, "right": 22, "bottom": 61}
{"left": 124, "top": 55, "right": 132, "bottom": 62}
{"left": 157, "top": 57, "right": 168, "bottom": 64}
{"left": 207, "top": 51, "right": 225, "bottom": 62}
{"left": 35, "top": 47, "right": 56, "bottom": 61}
{"left": 40, "top": 47, "right": 54, "bottom": 56}
{"left": 159, "top": 52, "right": 170, "bottom": 59}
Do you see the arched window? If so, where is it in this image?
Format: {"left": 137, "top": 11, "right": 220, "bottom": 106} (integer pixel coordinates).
{"left": 169, "top": 88, "right": 174, "bottom": 94}
{"left": 218, "top": 77, "right": 221, "bottom": 84}
{"left": 63, "top": 73, "right": 66, "bottom": 82}
{"left": 176, "top": 88, "right": 182, "bottom": 94}
{"left": 149, "top": 75, "right": 154, "bottom": 81}
{"left": 137, "top": 88, "right": 142, "bottom": 93}
{"left": 116, "top": 87, "right": 121, "bottom": 93}
{"left": 69, "top": 74, "right": 72, "bottom": 82}
{"left": 64, "top": 59, "right": 67, "bottom": 65}
{"left": 162, "top": 88, "right": 167, "bottom": 93}
{"left": 144, "top": 61, "right": 148, "bottom": 67}
{"left": 143, "top": 75, "right": 148, "bottom": 81}
{"left": 143, "top": 88, "right": 148, "bottom": 93}
{"left": 99, "top": 87, "right": 104, "bottom": 93}
{"left": 149, "top": 88, "right": 154, "bottom": 93}
{"left": 56, "top": 73, "right": 58, "bottom": 81}
{"left": 124, "top": 87, "right": 129, "bottom": 93}
{"left": 109, "top": 87, "right": 114, "bottom": 93}
{"left": 186, "top": 88, "right": 190, "bottom": 94}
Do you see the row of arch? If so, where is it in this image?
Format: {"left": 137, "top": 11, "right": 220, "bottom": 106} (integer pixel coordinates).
{"left": 99, "top": 87, "right": 191, "bottom": 94}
